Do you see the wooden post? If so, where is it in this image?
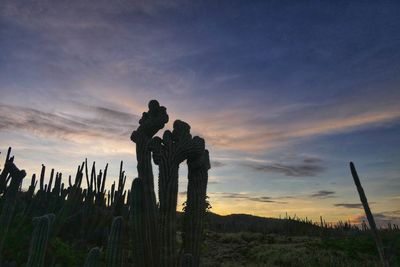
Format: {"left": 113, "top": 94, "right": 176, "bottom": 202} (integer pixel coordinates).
{"left": 350, "top": 162, "right": 388, "bottom": 267}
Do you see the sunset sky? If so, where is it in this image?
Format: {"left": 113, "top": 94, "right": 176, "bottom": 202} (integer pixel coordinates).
{"left": 1, "top": 1, "right": 399, "bottom": 225}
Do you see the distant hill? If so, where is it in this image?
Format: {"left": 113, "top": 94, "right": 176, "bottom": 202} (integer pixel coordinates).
{"left": 178, "top": 212, "right": 322, "bottom": 235}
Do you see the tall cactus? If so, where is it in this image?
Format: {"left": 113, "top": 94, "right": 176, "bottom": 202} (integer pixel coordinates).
{"left": 84, "top": 247, "right": 101, "bottom": 267}
{"left": 26, "top": 213, "right": 55, "bottom": 267}
{"left": 130, "top": 100, "right": 210, "bottom": 267}
{"left": 130, "top": 100, "right": 168, "bottom": 266}
{"left": 151, "top": 120, "right": 205, "bottom": 267}
{"left": 0, "top": 161, "right": 26, "bottom": 258}
{"left": 107, "top": 216, "right": 124, "bottom": 267}
{"left": 130, "top": 178, "right": 145, "bottom": 267}
{"left": 182, "top": 149, "right": 210, "bottom": 267}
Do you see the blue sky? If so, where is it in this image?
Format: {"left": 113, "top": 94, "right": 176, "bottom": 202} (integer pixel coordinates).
{"left": 0, "top": 0, "right": 399, "bottom": 225}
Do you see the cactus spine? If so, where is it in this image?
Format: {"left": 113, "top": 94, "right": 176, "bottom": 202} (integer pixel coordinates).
{"left": 107, "top": 216, "right": 124, "bottom": 267}
{"left": 84, "top": 247, "right": 101, "bottom": 267}
{"left": 26, "top": 213, "right": 55, "bottom": 267}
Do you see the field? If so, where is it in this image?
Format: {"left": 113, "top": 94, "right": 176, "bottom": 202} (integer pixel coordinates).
{"left": 201, "top": 231, "right": 400, "bottom": 267}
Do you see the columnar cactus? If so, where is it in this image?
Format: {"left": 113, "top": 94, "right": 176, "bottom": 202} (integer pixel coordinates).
{"left": 53, "top": 163, "right": 84, "bottom": 236}
{"left": 150, "top": 120, "right": 205, "bottom": 267}
{"left": 130, "top": 100, "right": 169, "bottom": 266}
{"left": 130, "top": 178, "right": 145, "bottom": 267}
{"left": 182, "top": 149, "right": 210, "bottom": 267}
{"left": 84, "top": 247, "right": 101, "bottom": 267}
{"left": 0, "top": 161, "right": 26, "bottom": 257}
{"left": 107, "top": 216, "right": 124, "bottom": 267}
{"left": 130, "top": 100, "right": 210, "bottom": 267}
{"left": 26, "top": 213, "right": 55, "bottom": 267}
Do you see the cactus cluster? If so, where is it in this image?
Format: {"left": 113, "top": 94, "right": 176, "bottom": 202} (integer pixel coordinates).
{"left": 0, "top": 157, "right": 26, "bottom": 259}
{"left": 0, "top": 100, "right": 211, "bottom": 267}
{"left": 130, "top": 100, "right": 210, "bottom": 267}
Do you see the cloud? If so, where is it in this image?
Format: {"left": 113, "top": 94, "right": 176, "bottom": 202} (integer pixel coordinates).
{"left": 309, "top": 190, "right": 336, "bottom": 198}
{"left": 211, "top": 160, "right": 226, "bottom": 168}
{"left": 243, "top": 157, "right": 326, "bottom": 177}
{"left": 216, "top": 192, "right": 288, "bottom": 204}
{"left": 334, "top": 203, "right": 363, "bottom": 209}
{"left": 0, "top": 103, "right": 137, "bottom": 142}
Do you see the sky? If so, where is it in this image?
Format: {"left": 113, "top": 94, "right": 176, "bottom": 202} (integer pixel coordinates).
{"left": 0, "top": 0, "right": 399, "bottom": 226}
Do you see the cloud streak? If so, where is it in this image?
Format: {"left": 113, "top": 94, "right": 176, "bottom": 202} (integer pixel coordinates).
{"left": 214, "top": 192, "right": 288, "bottom": 204}
{"left": 243, "top": 157, "right": 326, "bottom": 177}
{"left": 0, "top": 103, "right": 137, "bottom": 142}
{"left": 334, "top": 203, "right": 363, "bottom": 209}
{"left": 309, "top": 190, "right": 336, "bottom": 199}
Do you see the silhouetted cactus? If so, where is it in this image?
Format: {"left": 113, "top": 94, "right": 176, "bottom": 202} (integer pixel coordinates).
{"left": 182, "top": 149, "right": 210, "bottom": 266}
{"left": 0, "top": 161, "right": 26, "bottom": 257}
{"left": 150, "top": 120, "right": 205, "bottom": 267}
{"left": 26, "top": 213, "right": 55, "bottom": 267}
{"left": 53, "top": 163, "right": 85, "bottom": 236}
{"left": 0, "top": 100, "right": 211, "bottom": 267}
{"left": 129, "top": 100, "right": 210, "bottom": 267}
{"left": 83, "top": 247, "right": 101, "bottom": 267}
{"left": 130, "top": 178, "right": 145, "bottom": 267}
{"left": 130, "top": 100, "right": 169, "bottom": 266}
{"left": 106, "top": 216, "right": 124, "bottom": 267}
{"left": 0, "top": 147, "right": 12, "bottom": 195}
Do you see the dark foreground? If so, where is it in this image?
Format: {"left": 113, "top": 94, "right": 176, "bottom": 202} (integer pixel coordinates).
{"left": 201, "top": 230, "right": 399, "bottom": 267}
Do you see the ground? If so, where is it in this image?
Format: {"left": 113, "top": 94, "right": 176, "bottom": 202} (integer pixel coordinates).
{"left": 201, "top": 231, "right": 399, "bottom": 267}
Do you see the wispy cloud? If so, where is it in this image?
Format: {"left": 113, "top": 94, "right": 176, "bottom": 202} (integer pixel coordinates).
{"left": 334, "top": 203, "right": 363, "bottom": 209}
{"left": 211, "top": 160, "right": 226, "bottom": 168}
{"left": 309, "top": 190, "right": 336, "bottom": 199}
{"left": 243, "top": 157, "right": 325, "bottom": 177}
{"left": 0, "top": 103, "right": 137, "bottom": 142}
{"left": 214, "top": 192, "right": 288, "bottom": 204}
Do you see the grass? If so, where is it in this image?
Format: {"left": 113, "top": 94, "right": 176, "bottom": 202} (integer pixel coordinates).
{"left": 201, "top": 231, "right": 399, "bottom": 267}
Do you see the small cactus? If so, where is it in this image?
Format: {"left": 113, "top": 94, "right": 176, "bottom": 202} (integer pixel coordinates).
{"left": 181, "top": 253, "right": 193, "bottom": 267}
{"left": 106, "top": 216, "right": 123, "bottom": 267}
{"left": 26, "top": 214, "right": 55, "bottom": 267}
{"left": 84, "top": 247, "right": 101, "bottom": 267}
